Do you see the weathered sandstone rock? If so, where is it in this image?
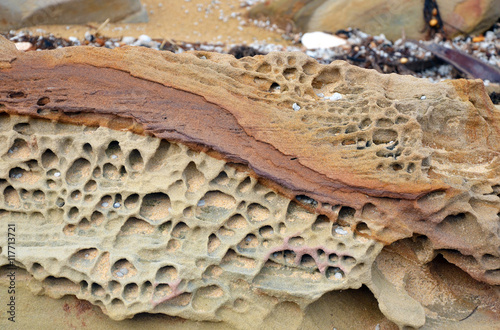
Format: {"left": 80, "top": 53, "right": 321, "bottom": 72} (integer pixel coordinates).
{"left": 0, "top": 0, "right": 148, "bottom": 31}
{"left": 249, "top": 0, "right": 500, "bottom": 40}
{"left": 0, "top": 36, "right": 499, "bottom": 328}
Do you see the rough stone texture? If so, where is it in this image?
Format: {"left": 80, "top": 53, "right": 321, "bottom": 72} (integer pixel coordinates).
{"left": 0, "top": 114, "right": 381, "bottom": 322}
{"left": 0, "top": 36, "right": 499, "bottom": 328}
{"left": 0, "top": 0, "right": 148, "bottom": 31}
{"left": 249, "top": 0, "right": 500, "bottom": 40}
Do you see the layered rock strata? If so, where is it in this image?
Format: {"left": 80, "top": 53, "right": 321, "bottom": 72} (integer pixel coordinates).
{"left": 0, "top": 36, "right": 499, "bottom": 328}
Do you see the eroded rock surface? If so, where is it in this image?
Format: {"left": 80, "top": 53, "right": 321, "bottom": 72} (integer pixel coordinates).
{"left": 0, "top": 114, "right": 381, "bottom": 322}
{"left": 0, "top": 36, "right": 499, "bottom": 328}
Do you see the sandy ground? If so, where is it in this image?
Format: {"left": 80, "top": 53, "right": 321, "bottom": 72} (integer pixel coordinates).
{"left": 14, "top": 0, "right": 291, "bottom": 47}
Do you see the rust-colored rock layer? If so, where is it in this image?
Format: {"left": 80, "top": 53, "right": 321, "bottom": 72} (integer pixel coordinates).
{"left": 0, "top": 36, "right": 499, "bottom": 327}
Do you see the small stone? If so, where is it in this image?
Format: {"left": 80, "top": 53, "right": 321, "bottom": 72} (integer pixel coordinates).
{"left": 301, "top": 32, "right": 347, "bottom": 49}
{"left": 122, "top": 36, "right": 136, "bottom": 45}
{"left": 137, "top": 34, "right": 152, "bottom": 45}
{"left": 11, "top": 173, "right": 22, "bottom": 179}
{"left": 292, "top": 103, "right": 301, "bottom": 111}
{"left": 330, "top": 92, "right": 342, "bottom": 101}
{"left": 15, "top": 42, "right": 32, "bottom": 51}
{"left": 472, "top": 36, "right": 485, "bottom": 43}
{"left": 335, "top": 227, "right": 348, "bottom": 235}
{"left": 68, "top": 36, "right": 79, "bottom": 43}
{"left": 421, "top": 95, "right": 426, "bottom": 100}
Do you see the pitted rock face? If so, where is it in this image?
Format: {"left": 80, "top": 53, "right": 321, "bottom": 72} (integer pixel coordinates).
{"left": 0, "top": 36, "right": 499, "bottom": 328}
{"left": 0, "top": 114, "right": 381, "bottom": 320}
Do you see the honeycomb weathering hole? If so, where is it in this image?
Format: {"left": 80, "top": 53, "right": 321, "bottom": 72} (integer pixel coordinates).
{"left": 105, "top": 141, "right": 123, "bottom": 159}
{"left": 123, "top": 283, "right": 139, "bottom": 300}
{"left": 171, "top": 222, "right": 189, "bottom": 239}
{"left": 37, "top": 96, "right": 50, "bottom": 106}
{"left": 66, "top": 158, "right": 91, "bottom": 184}
{"left": 211, "top": 171, "right": 229, "bottom": 185}
{"left": 372, "top": 129, "right": 398, "bottom": 145}
{"left": 338, "top": 206, "right": 355, "bottom": 220}
{"left": 146, "top": 140, "right": 171, "bottom": 171}
{"left": 12, "top": 123, "right": 31, "bottom": 135}
{"left": 4, "top": 186, "right": 20, "bottom": 208}
{"left": 139, "top": 193, "right": 171, "bottom": 221}
{"left": 196, "top": 190, "right": 237, "bottom": 222}
{"left": 192, "top": 285, "right": 225, "bottom": 312}
{"left": 124, "top": 194, "right": 139, "bottom": 209}
{"left": 103, "top": 163, "right": 120, "bottom": 180}
{"left": 225, "top": 214, "right": 247, "bottom": 229}
{"left": 184, "top": 161, "right": 206, "bottom": 193}
{"left": 120, "top": 217, "right": 155, "bottom": 235}
{"left": 311, "top": 67, "right": 341, "bottom": 90}
{"left": 128, "top": 149, "right": 144, "bottom": 170}
{"left": 156, "top": 266, "right": 178, "bottom": 282}
{"left": 247, "top": 203, "right": 270, "bottom": 222}
{"left": 7, "top": 138, "right": 30, "bottom": 159}
{"left": 91, "top": 283, "right": 106, "bottom": 297}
